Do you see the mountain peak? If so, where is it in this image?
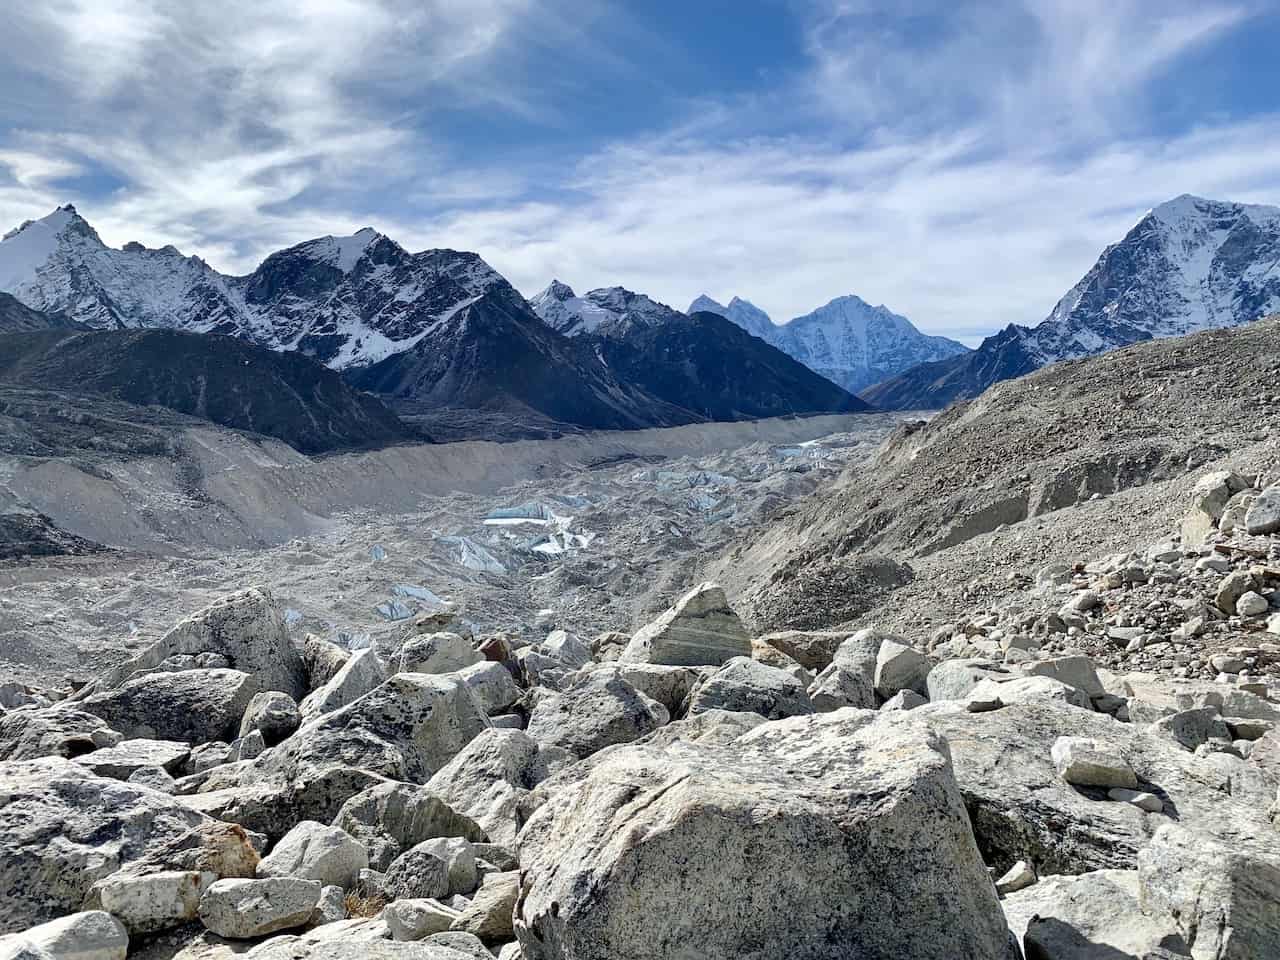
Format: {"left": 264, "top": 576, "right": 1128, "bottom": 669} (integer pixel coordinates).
{"left": 688, "top": 294, "right": 727, "bottom": 315}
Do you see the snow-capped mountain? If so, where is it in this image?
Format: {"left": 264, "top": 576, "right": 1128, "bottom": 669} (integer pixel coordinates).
{"left": 530, "top": 281, "right": 683, "bottom": 337}
{"left": 692, "top": 292, "right": 969, "bottom": 394}
{"left": 530, "top": 281, "right": 867, "bottom": 418}
{"left": 0, "top": 206, "right": 697, "bottom": 433}
{"left": 865, "top": 194, "right": 1280, "bottom": 410}
{"left": 770, "top": 295, "right": 970, "bottom": 395}
{"left": 687, "top": 294, "right": 776, "bottom": 341}
{"left": 0, "top": 205, "right": 509, "bottom": 369}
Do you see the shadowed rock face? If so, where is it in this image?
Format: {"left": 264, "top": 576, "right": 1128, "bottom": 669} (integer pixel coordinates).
{"left": 0, "top": 328, "right": 418, "bottom": 454}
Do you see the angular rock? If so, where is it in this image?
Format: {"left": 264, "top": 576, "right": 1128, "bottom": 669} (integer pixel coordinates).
{"left": 397, "top": 633, "right": 481, "bottom": 676}
{"left": 333, "top": 781, "right": 485, "bottom": 872}
{"left": 1002, "top": 870, "right": 1186, "bottom": 959}
{"left": 926, "top": 659, "right": 1009, "bottom": 702}
{"left": 423, "top": 729, "right": 567, "bottom": 848}
{"left": 299, "top": 649, "right": 385, "bottom": 721}
{"left": 187, "top": 742, "right": 232, "bottom": 774}
{"left": 383, "top": 843, "right": 450, "bottom": 901}
{"left": 1217, "top": 571, "right": 1261, "bottom": 616}
{"left": 994, "top": 860, "right": 1035, "bottom": 895}
{"left": 525, "top": 672, "right": 667, "bottom": 759}
{"left": 127, "top": 765, "right": 177, "bottom": 793}
{"left": 198, "top": 878, "right": 321, "bottom": 939}
{"left": 0, "top": 757, "right": 211, "bottom": 933}
{"left": 239, "top": 691, "right": 302, "bottom": 746}
{"left": 1150, "top": 707, "right": 1231, "bottom": 751}
{"left": 411, "top": 837, "right": 476, "bottom": 896}
{"left": 1021, "top": 655, "right": 1105, "bottom": 699}
{"left": 454, "top": 661, "right": 520, "bottom": 716}
{"left": 451, "top": 871, "right": 518, "bottom": 942}
{"left": 1139, "top": 824, "right": 1280, "bottom": 960}
{"left": 1245, "top": 483, "right": 1280, "bottom": 535}
{"left": 514, "top": 710, "right": 1012, "bottom": 960}
{"left": 758, "top": 629, "right": 850, "bottom": 672}
{"left": 873, "top": 638, "right": 930, "bottom": 699}
{"left": 312, "top": 885, "right": 346, "bottom": 926}
{"left": 684, "top": 657, "right": 813, "bottom": 720}
{"left": 0, "top": 707, "right": 121, "bottom": 762}
{"left": 385, "top": 899, "right": 462, "bottom": 941}
{"left": 583, "top": 662, "right": 704, "bottom": 718}
{"left": 1052, "top": 736, "right": 1138, "bottom": 789}
{"left": 620, "top": 583, "right": 751, "bottom": 667}
{"left": 302, "top": 635, "right": 350, "bottom": 692}
{"left": 880, "top": 689, "right": 928, "bottom": 711}
{"left": 75, "top": 739, "right": 191, "bottom": 780}
{"left": 257, "top": 821, "right": 369, "bottom": 888}
{"left": 93, "top": 870, "right": 203, "bottom": 934}
{"left": 79, "top": 669, "right": 260, "bottom": 745}
{"left": 0, "top": 912, "right": 128, "bottom": 960}
{"left": 539, "top": 630, "right": 592, "bottom": 669}
{"left": 76, "top": 589, "right": 306, "bottom": 702}
{"left": 967, "top": 676, "right": 1092, "bottom": 712}
{"left": 805, "top": 629, "right": 881, "bottom": 711}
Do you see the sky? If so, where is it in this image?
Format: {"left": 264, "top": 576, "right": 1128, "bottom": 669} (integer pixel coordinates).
{"left": 2, "top": 1, "right": 1280, "bottom": 345}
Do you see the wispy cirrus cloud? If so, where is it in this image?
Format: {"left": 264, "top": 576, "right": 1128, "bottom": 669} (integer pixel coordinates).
{"left": 0, "top": 0, "right": 1276, "bottom": 338}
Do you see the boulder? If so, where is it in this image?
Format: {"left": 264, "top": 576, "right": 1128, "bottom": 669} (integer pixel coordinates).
{"left": 385, "top": 899, "right": 461, "bottom": 941}
{"left": 312, "top": 885, "right": 346, "bottom": 926}
{"left": 514, "top": 710, "right": 1013, "bottom": 960}
{"left": 198, "top": 878, "right": 321, "bottom": 939}
{"left": 75, "top": 589, "right": 306, "bottom": 702}
{"left": 1217, "top": 571, "right": 1261, "bottom": 616}
{"left": 79, "top": 669, "right": 260, "bottom": 745}
{"left": 187, "top": 742, "right": 232, "bottom": 774}
{"left": 873, "top": 638, "right": 930, "bottom": 699}
{"left": 1021, "top": 655, "right": 1105, "bottom": 700}
{"left": 423, "top": 729, "right": 568, "bottom": 848}
{"left": 926, "top": 659, "right": 1009, "bottom": 702}
{"left": 758, "top": 629, "right": 850, "bottom": 672}
{"left": 0, "top": 912, "right": 128, "bottom": 960}
{"left": 74, "top": 739, "right": 191, "bottom": 780}
{"left": 257, "top": 821, "right": 369, "bottom": 888}
{"left": 302, "top": 635, "right": 350, "bottom": 692}
{"left": 239, "top": 691, "right": 302, "bottom": 746}
{"left": 333, "top": 781, "right": 485, "bottom": 872}
{"left": 1139, "top": 824, "right": 1280, "bottom": 960}
{"left": 1051, "top": 736, "right": 1139, "bottom": 788}
{"left": 299, "top": 649, "right": 385, "bottom": 721}
{"left": 0, "top": 757, "right": 211, "bottom": 933}
{"left": 880, "top": 689, "right": 928, "bottom": 711}
{"left": 684, "top": 657, "right": 813, "bottom": 720}
{"left": 1150, "top": 707, "right": 1232, "bottom": 751}
{"left": 383, "top": 842, "right": 451, "bottom": 901}
{"left": 241, "top": 936, "right": 474, "bottom": 959}
{"left": 398, "top": 633, "right": 481, "bottom": 676}
{"left": 917, "top": 701, "right": 1273, "bottom": 875}
{"left": 539, "top": 630, "right": 592, "bottom": 669}
{"left": 1119, "top": 674, "right": 1280, "bottom": 724}
{"left": 0, "top": 707, "right": 122, "bottom": 762}
{"left": 411, "top": 837, "right": 476, "bottom": 896}
{"left": 1245, "top": 483, "right": 1280, "bottom": 535}
{"left": 454, "top": 661, "right": 520, "bottom": 716}
{"left": 525, "top": 672, "right": 668, "bottom": 759}
{"left": 127, "top": 766, "right": 177, "bottom": 793}
{"left": 92, "top": 870, "right": 203, "bottom": 934}
{"left": 805, "top": 629, "right": 881, "bottom": 711}
{"left": 450, "top": 871, "right": 518, "bottom": 942}
{"left": 619, "top": 583, "right": 752, "bottom": 667}
{"left": 1002, "top": 870, "right": 1187, "bottom": 959}
{"left": 582, "top": 663, "right": 704, "bottom": 718}
{"left": 966, "top": 676, "right": 1092, "bottom": 712}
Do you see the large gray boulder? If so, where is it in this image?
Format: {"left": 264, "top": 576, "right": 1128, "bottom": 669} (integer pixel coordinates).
{"left": 79, "top": 669, "right": 260, "bottom": 745}
{"left": 0, "top": 707, "right": 122, "bottom": 762}
{"left": 0, "top": 757, "right": 210, "bottom": 933}
{"left": 397, "top": 633, "right": 482, "bottom": 676}
{"left": 758, "top": 629, "right": 850, "bottom": 672}
{"left": 453, "top": 661, "right": 520, "bottom": 716}
{"left": 1245, "top": 483, "right": 1280, "bottom": 535}
{"left": 514, "top": 710, "right": 1013, "bottom": 960}
{"left": 239, "top": 691, "right": 302, "bottom": 746}
{"left": 619, "top": 583, "right": 752, "bottom": 667}
{"left": 450, "top": 871, "right": 519, "bottom": 941}
{"left": 917, "top": 701, "right": 1274, "bottom": 875}
{"left": 805, "top": 628, "right": 882, "bottom": 711}
{"left": 1138, "top": 824, "right": 1280, "bottom": 960}
{"left": 74, "top": 589, "right": 306, "bottom": 702}
{"left": 333, "top": 781, "right": 485, "bottom": 872}
{"left": 257, "top": 821, "right": 368, "bottom": 888}
{"left": 684, "top": 657, "right": 814, "bottom": 720}
{"left": 1002, "top": 870, "right": 1188, "bottom": 959}
{"left": 424, "top": 729, "right": 569, "bottom": 848}
{"left": 580, "top": 663, "right": 704, "bottom": 718}
{"left": 75, "top": 739, "right": 191, "bottom": 780}
{"left": 199, "top": 878, "right": 321, "bottom": 939}
{"left": 525, "top": 672, "right": 668, "bottom": 759}
{"left": 0, "top": 911, "right": 128, "bottom": 960}
{"left": 926, "top": 659, "right": 1009, "bottom": 702}
{"left": 298, "top": 649, "right": 385, "bottom": 721}
{"left": 873, "top": 639, "right": 930, "bottom": 699}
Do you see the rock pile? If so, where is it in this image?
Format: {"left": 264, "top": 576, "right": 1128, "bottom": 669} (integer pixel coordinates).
{"left": 2, "top": 485, "right": 1279, "bottom": 958}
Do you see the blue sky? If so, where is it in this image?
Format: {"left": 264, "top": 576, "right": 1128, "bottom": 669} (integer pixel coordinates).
{"left": 2, "top": 1, "right": 1279, "bottom": 343}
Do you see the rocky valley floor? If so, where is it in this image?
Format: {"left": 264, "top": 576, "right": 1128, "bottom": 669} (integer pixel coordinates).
{"left": 2, "top": 323, "right": 1280, "bottom": 959}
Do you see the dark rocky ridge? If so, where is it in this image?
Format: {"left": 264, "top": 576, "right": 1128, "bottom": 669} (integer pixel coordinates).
{"left": 0, "top": 329, "right": 418, "bottom": 454}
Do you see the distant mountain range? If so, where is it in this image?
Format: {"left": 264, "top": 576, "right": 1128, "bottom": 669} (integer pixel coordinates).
{"left": 0, "top": 207, "right": 865, "bottom": 436}
{"left": 865, "top": 194, "right": 1280, "bottom": 409}
{"left": 687, "top": 293, "right": 970, "bottom": 394}
{"left": 528, "top": 282, "right": 869, "bottom": 419}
